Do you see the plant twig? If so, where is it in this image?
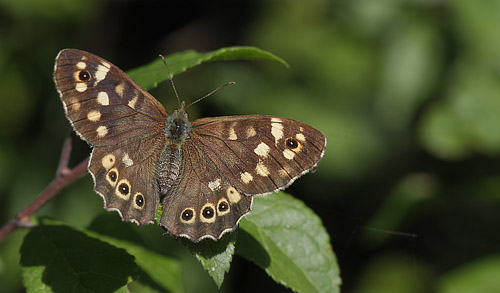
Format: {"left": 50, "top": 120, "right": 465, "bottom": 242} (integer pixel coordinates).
{"left": 0, "top": 136, "right": 89, "bottom": 242}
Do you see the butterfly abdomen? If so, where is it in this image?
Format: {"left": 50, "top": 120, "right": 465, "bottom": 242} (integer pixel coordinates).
{"left": 157, "top": 145, "right": 183, "bottom": 195}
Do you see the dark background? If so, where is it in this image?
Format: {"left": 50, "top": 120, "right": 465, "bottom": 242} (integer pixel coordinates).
{"left": 2, "top": 0, "right": 500, "bottom": 292}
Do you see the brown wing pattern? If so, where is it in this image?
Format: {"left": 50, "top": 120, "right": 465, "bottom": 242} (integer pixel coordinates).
{"left": 191, "top": 115, "right": 326, "bottom": 195}
{"left": 54, "top": 49, "right": 167, "bottom": 147}
{"left": 160, "top": 139, "right": 253, "bottom": 241}
{"left": 159, "top": 115, "right": 325, "bottom": 241}
{"left": 88, "top": 132, "right": 166, "bottom": 225}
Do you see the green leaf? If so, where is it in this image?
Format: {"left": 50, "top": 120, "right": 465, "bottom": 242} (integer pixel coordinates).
{"left": 183, "top": 232, "right": 237, "bottom": 288}
{"left": 20, "top": 224, "right": 135, "bottom": 293}
{"left": 86, "top": 214, "right": 183, "bottom": 293}
{"left": 237, "top": 192, "right": 341, "bottom": 293}
{"left": 127, "top": 46, "right": 289, "bottom": 90}
{"left": 20, "top": 218, "right": 183, "bottom": 293}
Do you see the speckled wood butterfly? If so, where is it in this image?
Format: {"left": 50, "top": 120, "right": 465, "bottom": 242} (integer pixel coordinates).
{"left": 54, "top": 49, "right": 326, "bottom": 242}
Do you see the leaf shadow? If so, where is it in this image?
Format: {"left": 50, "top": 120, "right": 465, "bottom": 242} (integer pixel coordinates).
{"left": 235, "top": 228, "right": 271, "bottom": 268}
{"left": 182, "top": 231, "right": 235, "bottom": 259}
{"left": 20, "top": 225, "right": 136, "bottom": 292}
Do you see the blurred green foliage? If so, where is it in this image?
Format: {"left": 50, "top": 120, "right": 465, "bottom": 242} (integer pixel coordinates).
{"left": 1, "top": 0, "right": 500, "bottom": 292}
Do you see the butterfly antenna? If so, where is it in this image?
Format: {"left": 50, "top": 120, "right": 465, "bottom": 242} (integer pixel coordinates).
{"left": 186, "top": 81, "right": 236, "bottom": 109}
{"left": 159, "top": 54, "right": 182, "bottom": 108}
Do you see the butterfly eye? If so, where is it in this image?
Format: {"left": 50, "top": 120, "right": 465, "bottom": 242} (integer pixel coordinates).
{"left": 285, "top": 138, "right": 299, "bottom": 149}
{"left": 181, "top": 208, "right": 195, "bottom": 223}
{"left": 78, "top": 70, "right": 91, "bottom": 81}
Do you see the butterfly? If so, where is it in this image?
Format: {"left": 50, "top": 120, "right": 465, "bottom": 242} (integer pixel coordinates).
{"left": 53, "top": 49, "right": 326, "bottom": 242}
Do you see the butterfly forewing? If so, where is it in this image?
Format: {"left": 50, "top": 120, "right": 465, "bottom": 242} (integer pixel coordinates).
{"left": 54, "top": 49, "right": 167, "bottom": 147}
{"left": 190, "top": 115, "right": 326, "bottom": 195}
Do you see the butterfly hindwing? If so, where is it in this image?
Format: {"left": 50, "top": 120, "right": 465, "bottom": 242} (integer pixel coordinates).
{"left": 54, "top": 49, "right": 167, "bottom": 147}
{"left": 160, "top": 139, "right": 253, "bottom": 241}
{"left": 88, "top": 132, "right": 166, "bottom": 225}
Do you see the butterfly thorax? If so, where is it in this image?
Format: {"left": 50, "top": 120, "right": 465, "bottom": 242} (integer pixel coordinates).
{"left": 164, "top": 107, "right": 192, "bottom": 143}
{"left": 158, "top": 107, "right": 192, "bottom": 195}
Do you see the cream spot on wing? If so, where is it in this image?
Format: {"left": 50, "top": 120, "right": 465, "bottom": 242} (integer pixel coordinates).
{"left": 228, "top": 125, "right": 237, "bottom": 140}
{"left": 96, "top": 125, "right": 108, "bottom": 137}
{"left": 271, "top": 118, "right": 283, "bottom": 123}
{"left": 76, "top": 62, "right": 86, "bottom": 70}
{"left": 271, "top": 121, "right": 284, "bottom": 144}
{"left": 246, "top": 127, "right": 257, "bottom": 138}
{"left": 208, "top": 178, "right": 221, "bottom": 191}
{"left": 227, "top": 186, "right": 241, "bottom": 203}
{"left": 254, "top": 142, "right": 270, "bottom": 158}
{"left": 71, "top": 101, "right": 81, "bottom": 111}
{"left": 128, "top": 95, "right": 138, "bottom": 109}
{"left": 295, "top": 142, "right": 303, "bottom": 152}
{"left": 256, "top": 161, "right": 270, "bottom": 177}
{"left": 97, "top": 92, "right": 109, "bottom": 105}
{"left": 279, "top": 169, "right": 289, "bottom": 178}
{"left": 101, "top": 61, "right": 111, "bottom": 69}
{"left": 283, "top": 149, "right": 295, "bottom": 160}
{"left": 87, "top": 110, "right": 101, "bottom": 122}
{"left": 240, "top": 172, "right": 253, "bottom": 184}
{"left": 102, "top": 154, "right": 116, "bottom": 170}
{"left": 296, "top": 133, "right": 306, "bottom": 142}
{"left": 122, "top": 153, "right": 134, "bottom": 167}
{"left": 115, "top": 84, "right": 125, "bottom": 97}
{"left": 94, "top": 64, "right": 109, "bottom": 85}
{"left": 75, "top": 82, "right": 87, "bottom": 92}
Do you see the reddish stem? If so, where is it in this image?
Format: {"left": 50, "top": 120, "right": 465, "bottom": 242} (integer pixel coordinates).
{"left": 0, "top": 137, "right": 89, "bottom": 242}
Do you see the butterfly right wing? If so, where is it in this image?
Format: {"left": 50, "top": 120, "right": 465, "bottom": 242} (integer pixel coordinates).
{"left": 54, "top": 49, "right": 168, "bottom": 147}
